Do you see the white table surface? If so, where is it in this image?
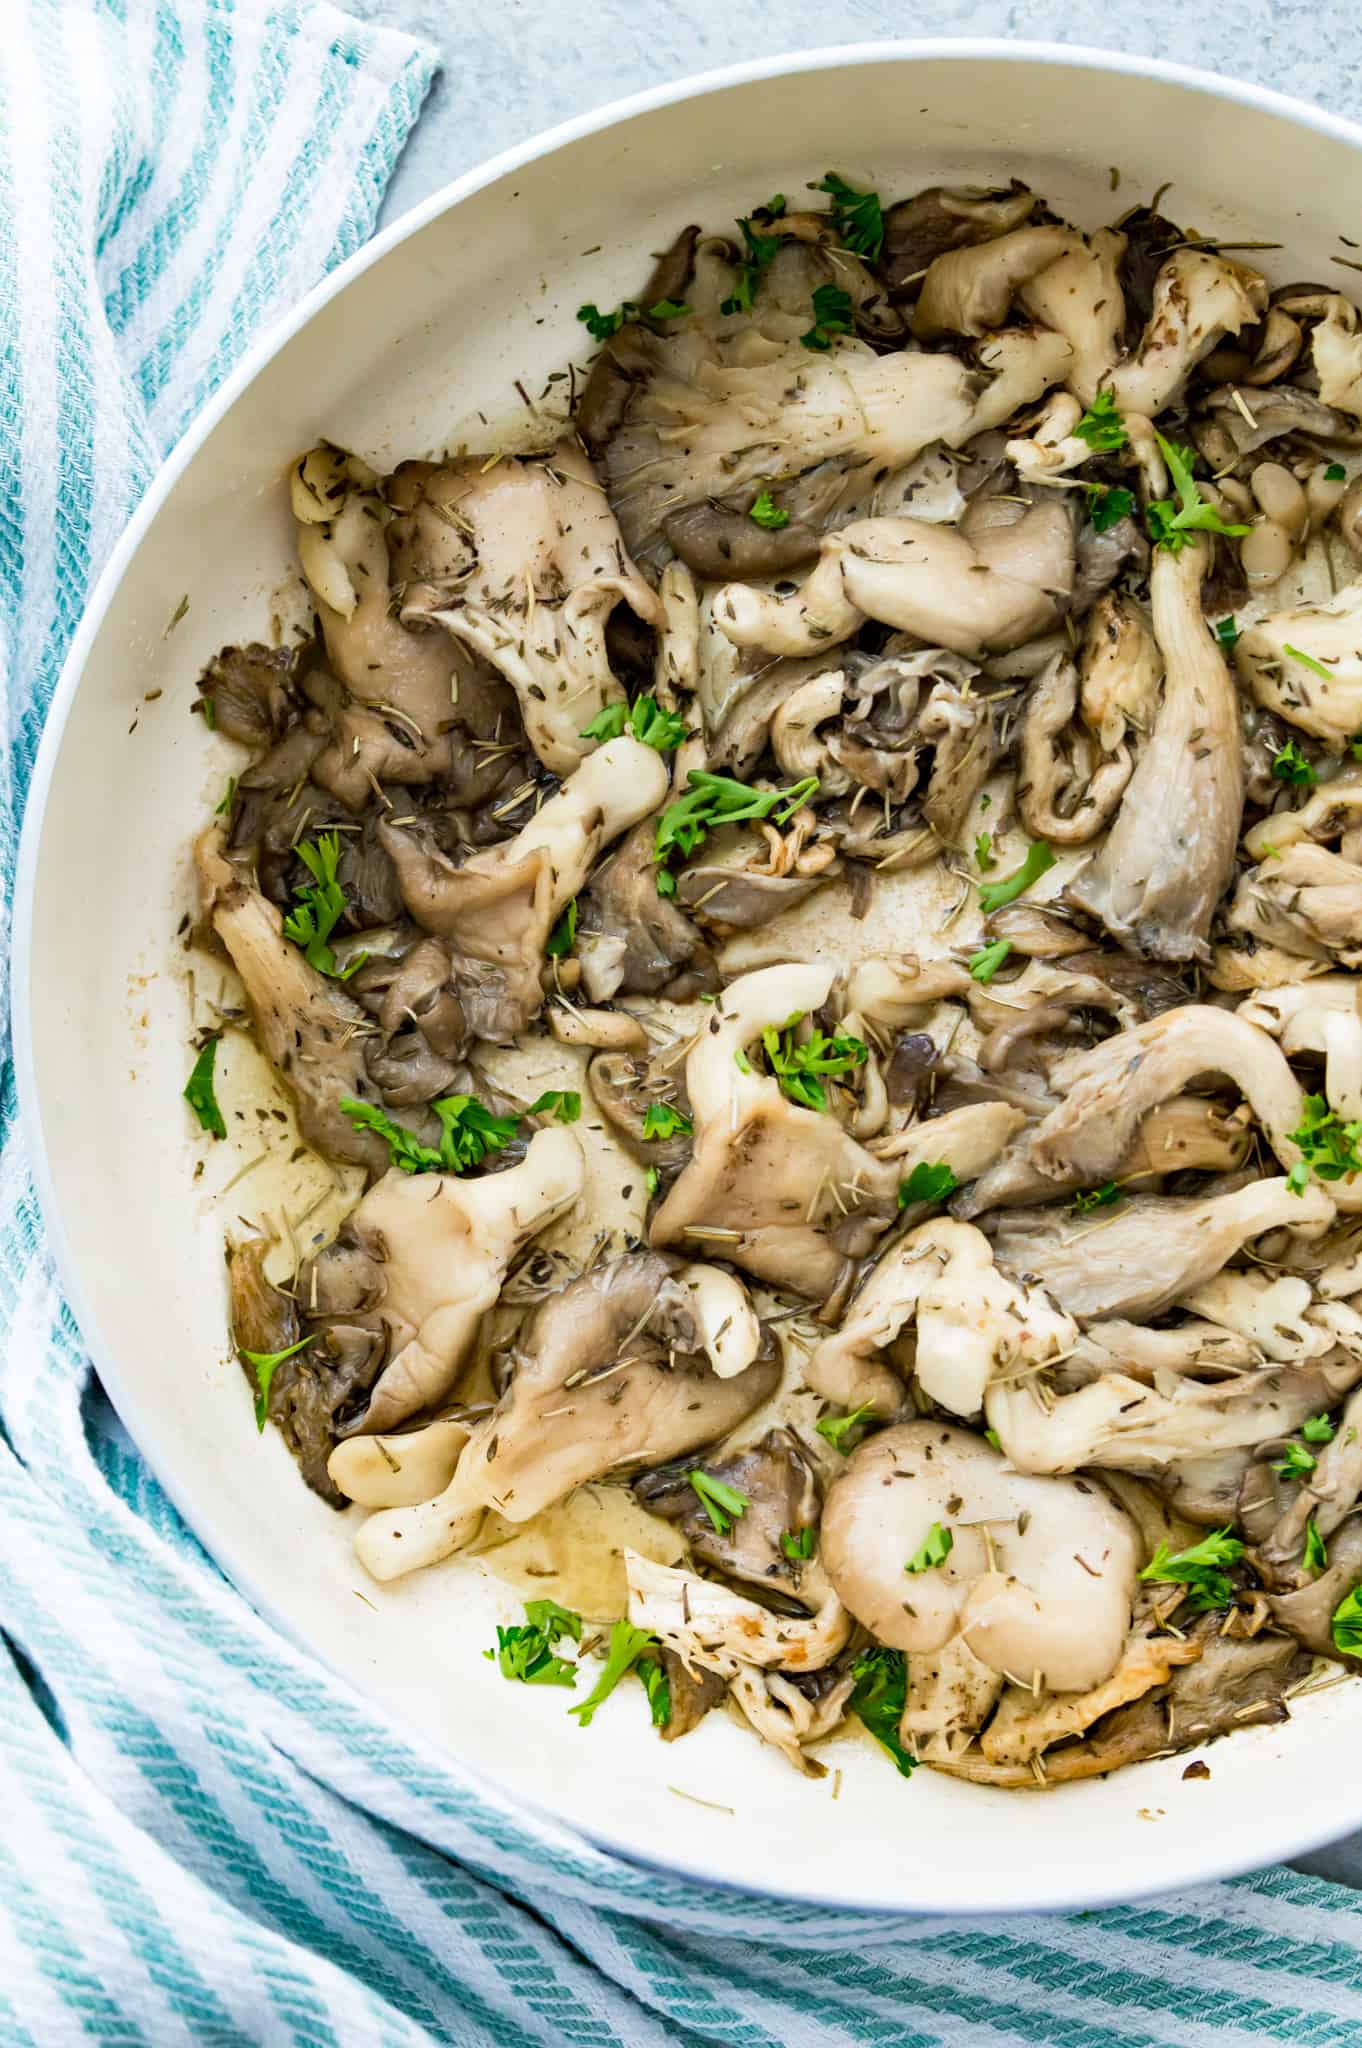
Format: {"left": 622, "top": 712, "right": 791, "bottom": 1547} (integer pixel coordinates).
{"left": 345, "top": 0, "right": 1362, "bottom": 1889}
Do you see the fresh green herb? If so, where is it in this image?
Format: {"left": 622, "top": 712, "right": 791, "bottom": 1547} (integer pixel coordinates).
{"left": 801, "top": 282, "right": 854, "bottom": 352}
{"left": 1305, "top": 1518, "right": 1329, "bottom": 1575}
{"left": 576, "top": 299, "right": 693, "bottom": 342}
{"left": 1287, "top": 1093, "right": 1362, "bottom": 1184}
{"left": 546, "top": 899, "right": 578, "bottom": 958}
{"left": 757, "top": 1017, "right": 869, "bottom": 1113}
{"left": 569, "top": 1620, "right": 658, "bottom": 1725}
{"left": 1215, "top": 616, "right": 1240, "bottom": 650}
{"left": 781, "top": 1526, "right": 818, "bottom": 1562}
{"left": 1086, "top": 483, "right": 1134, "bottom": 532}
{"left": 654, "top": 770, "right": 818, "bottom": 893}
{"left": 734, "top": 1047, "right": 752, "bottom": 1074}
{"left": 1326, "top": 462, "right": 1348, "bottom": 482}
{"left": 183, "top": 1036, "right": 226, "bottom": 1139}
{"left": 1283, "top": 642, "right": 1335, "bottom": 682}
{"left": 638, "top": 1654, "right": 671, "bottom": 1728}
{"left": 813, "top": 171, "right": 885, "bottom": 259}
{"left": 1287, "top": 1160, "right": 1313, "bottom": 1197}
{"left": 979, "top": 792, "right": 992, "bottom": 811}
{"left": 974, "top": 830, "right": 996, "bottom": 870}
{"left": 816, "top": 1404, "right": 875, "bottom": 1453}
{"left": 898, "top": 1162, "right": 959, "bottom": 1208}
{"left": 1074, "top": 389, "right": 1129, "bottom": 452}
{"left": 977, "top": 840, "right": 1056, "bottom": 915}
{"left": 283, "top": 833, "right": 365, "bottom": 979}
{"left": 1145, "top": 434, "right": 1251, "bottom": 552}
{"left": 641, "top": 1102, "right": 693, "bottom": 1141}
{"left": 340, "top": 1094, "right": 521, "bottom": 1174}
{"left": 720, "top": 198, "right": 788, "bottom": 315}
{"left": 644, "top": 1166, "right": 660, "bottom": 1197}
{"left": 525, "top": 1599, "right": 583, "bottom": 1642}
{"left": 687, "top": 1469, "right": 750, "bottom": 1535}
{"left": 968, "top": 938, "right": 1012, "bottom": 984}
{"left": 1139, "top": 1527, "right": 1245, "bottom": 1612}
{"left": 528, "top": 1090, "right": 580, "bottom": 1124}
{"left": 214, "top": 775, "right": 237, "bottom": 817}
{"left": 1272, "top": 739, "right": 1318, "bottom": 787}
{"left": 1274, "top": 1440, "right": 1318, "bottom": 1480}
{"left": 581, "top": 693, "right": 686, "bottom": 752}
{"left": 240, "top": 1336, "right": 314, "bottom": 1429}
{"left": 1303, "top": 1413, "right": 1336, "bottom": 1444}
{"left": 1353, "top": 735, "right": 1362, "bottom": 761}
{"left": 847, "top": 1645, "right": 916, "bottom": 1778}
{"left": 905, "top": 1522, "right": 953, "bottom": 1574}
{"left": 1072, "top": 1181, "right": 1121, "bottom": 1214}
{"left": 984, "top": 1428, "right": 1002, "bottom": 1452}
{"left": 201, "top": 694, "right": 216, "bottom": 729}
{"left": 487, "top": 1606, "right": 580, "bottom": 1688}
{"left": 749, "top": 488, "right": 790, "bottom": 530}
{"left": 1332, "top": 1583, "right": 1362, "bottom": 1656}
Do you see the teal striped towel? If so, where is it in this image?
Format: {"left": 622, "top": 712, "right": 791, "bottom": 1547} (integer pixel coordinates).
{"left": 3, "top": 7, "right": 1362, "bottom": 2043}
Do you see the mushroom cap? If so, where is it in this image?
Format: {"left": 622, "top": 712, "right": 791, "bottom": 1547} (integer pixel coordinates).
{"left": 822, "top": 1421, "right": 1140, "bottom": 1691}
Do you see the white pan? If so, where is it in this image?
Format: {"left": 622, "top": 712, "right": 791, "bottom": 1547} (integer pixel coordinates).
{"left": 17, "top": 42, "right": 1362, "bottom": 1914}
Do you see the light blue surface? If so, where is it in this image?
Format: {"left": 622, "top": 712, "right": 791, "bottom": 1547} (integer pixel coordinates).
{"left": 6, "top": 6, "right": 1362, "bottom": 2045}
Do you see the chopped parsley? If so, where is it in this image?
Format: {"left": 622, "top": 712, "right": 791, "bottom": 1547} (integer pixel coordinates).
{"left": 240, "top": 1336, "right": 314, "bottom": 1429}
{"left": 546, "top": 898, "right": 578, "bottom": 959}
{"left": 816, "top": 1404, "right": 875, "bottom": 1453}
{"left": 640, "top": 1102, "right": 692, "bottom": 1141}
{"left": 528, "top": 1090, "right": 580, "bottom": 1124}
{"left": 781, "top": 1526, "right": 818, "bottom": 1562}
{"left": 654, "top": 770, "right": 818, "bottom": 894}
{"left": 1286, "top": 1093, "right": 1362, "bottom": 1186}
{"left": 183, "top": 1035, "right": 226, "bottom": 1139}
{"left": 1086, "top": 483, "right": 1134, "bottom": 532}
{"left": 1145, "top": 434, "right": 1250, "bottom": 552}
{"left": 576, "top": 299, "right": 692, "bottom": 341}
{"left": 487, "top": 1598, "right": 582, "bottom": 1688}
{"left": 1074, "top": 389, "right": 1129, "bottom": 452}
{"left": 1139, "top": 1527, "right": 1244, "bottom": 1612}
{"left": 898, "top": 1162, "right": 959, "bottom": 1208}
{"left": 1274, "top": 1440, "right": 1318, "bottom": 1480}
{"left": 1326, "top": 463, "right": 1348, "bottom": 482}
{"left": 968, "top": 938, "right": 1012, "bottom": 984}
{"left": 1072, "top": 1181, "right": 1121, "bottom": 1214}
{"left": 644, "top": 1165, "right": 660, "bottom": 1197}
{"left": 581, "top": 693, "right": 686, "bottom": 752}
{"left": 569, "top": 1620, "right": 658, "bottom": 1726}
{"left": 756, "top": 1017, "right": 869, "bottom": 1113}
{"left": 848, "top": 1646, "right": 916, "bottom": 1778}
{"left": 720, "top": 197, "right": 788, "bottom": 316}
{"left": 974, "top": 829, "right": 996, "bottom": 870}
{"left": 1215, "top": 616, "right": 1240, "bottom": 650}
{"left": 977, "top": 839, "right": 1055, "bottom": 915}
{"left": 1272, "top": 739, "right": 1318, "bottom": 787}
{"left": 801, "top": 282, "right": 854, "bottom": 352}
{"left": 214, "top": 775, "right": 237, "bottom": 817}
{"left": 984, "top": 1428, "right": 1002, "bottom": 1452}
{"left": 905, "top": 1523, "right": 953, "bottom": 1574}
{"left": 813, "top": 171, "right": 885, "bottom": 260}
{"left": 1282, "top": 642, "right": 1335, "bottom": 682}
{"left": 638, "top": 1653, "right": 671, "bottom": 1728}
{"left": 283, "top": 832, "right": 365, "bottom": 979}
{"left": 1303, "top": 1413, "right": 1337, "bottom": 1444}
{"left": 1305, "top": 1518, "right": 1329, "bottom": 1575}
{"left": 687, "top": 1469, "right": 750, "bottom": 1536}
{"left": 340, "top": 1094, "right": 521, "bottom": 1174}
{"left": 749, "top": 488, "right": 790, "bottom": 530}
{"left": 1332, "top": 1584, "right": 1362, "bottom": 1656}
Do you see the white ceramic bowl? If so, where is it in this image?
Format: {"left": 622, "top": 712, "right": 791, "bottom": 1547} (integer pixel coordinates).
{"left": 18, "top": 41, "right": 1362, "bottom": 1915}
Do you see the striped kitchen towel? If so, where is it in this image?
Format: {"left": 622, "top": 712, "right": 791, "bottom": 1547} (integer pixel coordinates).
{"left": 2, "top": 6, "right": 1362, "bottom": 2044}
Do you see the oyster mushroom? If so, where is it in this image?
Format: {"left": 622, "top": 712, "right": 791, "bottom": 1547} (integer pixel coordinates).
{"left": 1104, "top": 249, "right": 1265, "bottom": 416}
{"left": 1016, "top": 651, "right": 1136, "bottom": 845}
{"left": 1227, "top": 845, "right": 1362, "bottom": 969}
{"left": 313, "top": 1124, "right": 583, "bottom": 1438}
{"left": 633, "top": 1427, "right": 823, "bottom": 1598}
{"left": 377, "top": 736, "right": 668, "bottom": 1040}
{"left": 911, "top": 225, "right": 1085, "bottom": 340}
{"left": 355, "top": 1252, "right": 775, "bottom": 1581}
{"left": 1068, "top": 536, "right": 1243, "bottom": 960}
{"left": 805, "top": 1217, "right": 1075, "bottom": 1418}
{"left": 711, "top": 499, "right": 1075, "bottom": 661}
{"left": 577, "top": 820, "right": 707, "bottom": 1000}
{"left": 326, "top": 1413, "right": 475, "bottom": 1509}
{"left": 979, "top": 1619, "right": 1201, "bottom": 1765}
{"left": 649, "top": 963, "right": 900, "bottom": 1298}
{"left": 420, "top": 439, "right": 661, "bottom": 773}
{"left": 880, "top": 181, "right": 1039, "bottom": 297}
{"left": 1078, "top": 590, "right": 1163, "bottom": 755}
{"left": 624, "top": 1550, "right": 850, "bottom": 1676}
{"left": 1235, "top": 582, "right": 1362, "bottom": 748}
{"left": 822, "top": 1422, "right": 1140, "bottom": 1693}
{"left": 1243, "top": 763, "right": 1362, "bottom": 862}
